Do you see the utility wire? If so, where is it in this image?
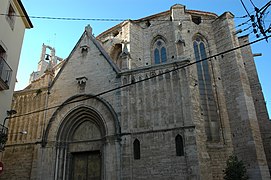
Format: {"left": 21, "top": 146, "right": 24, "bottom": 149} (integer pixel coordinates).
{"left": 234, "top": 7, "right": 259, "bottom": 19}
{"left": 0, "top": 12, "right": 259, "bottom": 41}
{"left": 235, "top": 19, "right": 251, "bottom": 28}
{"left": 240, "top": 0, "right": 252, "bottom": 17}
{"left": 249, "top": 0, "right": 257, "bottom": 8}
{"left": 235, "top": 15, "right": 249, "bottom": 18}
{"left": 0, "top": 12, "right": 256, "bottom": 32}
{"left": 7, "top": 34, "right": 271, "bottom": 120}
{"left": 239, "top": 0, "right": 271, "bottom": 40}
{"left": 243, "top": 25, "right": 253, "bottom": 32}
{"left": 0, "top": 14, "right": 127, "bottom": 21}
{"left": 0, "top": 13, "right": 217, "bottom": 22}
{"left": 259, "top": 1, "right": 271, "bottom": 12}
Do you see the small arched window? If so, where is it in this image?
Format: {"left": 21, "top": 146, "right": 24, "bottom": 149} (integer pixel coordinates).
{"left": 175, "top": 134, "right": 184, "bottom": 156}
{"left": 133, "top": 139, "right": 140, "bottom": 160}
{"left": 153, "top": 38, "right": 167, "bottom": 64}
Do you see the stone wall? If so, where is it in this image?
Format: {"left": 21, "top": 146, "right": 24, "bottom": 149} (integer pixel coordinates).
{"left": 1, "top": 88, "right": 48, "bottom": 179}
{"left": 239, "top": 35, "right": 271, "bottom": 174}
{"left": 121, "top": 131, "right": 191, "bottom": 180}
{"left": 213, "top": 12, "right": 270, "bottom": 179}
{"left": 1, "top": 145, "right": 36, "bottom": 180}
{"left": 118, "top": 59, "right": 201, "bottom": 179}
{"left": 8, "top": 88, "right": 48, "bottom": 144}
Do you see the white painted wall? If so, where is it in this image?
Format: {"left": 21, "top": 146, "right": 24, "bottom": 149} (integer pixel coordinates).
{"left": 0, "top": 0, "right": 31, "bottom": 127}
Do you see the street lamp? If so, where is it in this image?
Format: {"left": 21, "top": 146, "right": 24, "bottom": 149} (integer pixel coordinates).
{"left": 19, "top": 130, "right": 27, "bottom": 135}
{"left": 0, "top": 110, "right": 17, "bottom": 151}
{"left": 3, "top": 109, "right": 17, "bottom": 127}
{"left": 9, "top": 130, "right": 27, "bottom": 135}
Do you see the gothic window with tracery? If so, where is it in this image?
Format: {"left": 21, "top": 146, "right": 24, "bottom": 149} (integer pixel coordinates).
{"left": 193, "top": 36, "right": 220, "bottom": 141}
{"left": 153, "top": 38, "right": 167, "bottom": 64}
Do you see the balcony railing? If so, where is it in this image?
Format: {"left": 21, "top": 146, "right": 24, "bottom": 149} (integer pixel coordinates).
{"left": 0, "top": 57, "right": 12, "bottom": 90}
{"left": 0, "top": 124, "right": 8, "bottom": 151}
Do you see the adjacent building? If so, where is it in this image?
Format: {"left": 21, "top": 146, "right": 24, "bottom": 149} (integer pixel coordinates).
{"left": 1, "top": 4, "right": 271, "bottom": 180}
{"left": 0, "top": 0, "right": 33, "bottom": 151}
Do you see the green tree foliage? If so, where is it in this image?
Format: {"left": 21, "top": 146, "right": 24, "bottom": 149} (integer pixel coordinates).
{"left": 223, "top": 155, "right": 248, "bottom": 180}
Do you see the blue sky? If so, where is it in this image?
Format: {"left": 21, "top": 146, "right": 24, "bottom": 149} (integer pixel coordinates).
{"left": 18, "top": 0, "right": 270, "bottom": 116}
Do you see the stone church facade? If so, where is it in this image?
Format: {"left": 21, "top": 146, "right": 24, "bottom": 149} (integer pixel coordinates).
{"left": 1, "top": 4, "right": 271, "bottom": 180}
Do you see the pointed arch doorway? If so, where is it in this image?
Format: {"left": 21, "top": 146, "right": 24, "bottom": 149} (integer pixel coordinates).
{"left": 54, "top": 106, "right": 108, "bottom": 180}
{"left": 42, "top": 94, "right": 121, "bottom": 179}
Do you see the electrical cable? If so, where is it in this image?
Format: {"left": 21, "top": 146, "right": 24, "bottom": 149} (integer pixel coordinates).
{"left": 7, "top": 34, "right": 271, "bottom": 120}
{"left": 0, "top": 13, "right": 127, "bottom": 21}
{"left": 243, "top": 25, "right": 253, "bottom": 32}
{"left": 249, "top": 0, "right": 257, "bottom": 9}
{"left": 240, "top": 0, "right": 252, "bottom": 17}
{"left": 240, "top": 0, "right": 271, "bottom": 39}
{"left": 0, "top": 11, "right": 260, "bottom": 49}
{"left": 234, "top": 6, "right": 259, "bottom": 19}
{"left": 0, "top": 13, "right": 217, "bottom": 22}
{"left": 234, "top": 15, "right": 249, "bottom": 18}
{"left": 258, "top": 1, "right": 271, "bottom": 13}
{"left": 235, "top": 19, "right": 251, "bottom": 28}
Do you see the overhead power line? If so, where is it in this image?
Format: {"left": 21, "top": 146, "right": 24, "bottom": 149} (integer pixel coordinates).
{"left": 0, "top": 12, "right": 257, "bottom": 34}
{"left": 249, "top": 0, "right": 257, "bottom": 8}
{"left": 235, "top": 15, "right": 249, "bottom": 18}
{"left": 235, "top": 19, "right": 251, "bottom": 28}
{"left": 240, "top": 0, "right": 252, "bottom": 17}
{"left": 7, "top": 34, "right": 271, "bottom": 120}
{"left": 0, "top": 13, "right": 248, "bottom": 22}
{"left": 240, "top": 0, "right": 271, "bottom": 39}
{"left": 0, "top": 13, "right": 127, "bottom": 21}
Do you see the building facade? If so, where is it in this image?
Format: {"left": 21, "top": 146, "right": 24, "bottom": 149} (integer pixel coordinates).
{"left": 1, "top": 4, "right": 271, "bottom": 180}
{"left": 0, "top": 0, "right": 32, "bottom": 151}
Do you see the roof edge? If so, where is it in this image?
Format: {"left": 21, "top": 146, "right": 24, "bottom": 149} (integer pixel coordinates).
{"left": 15, "top": 0, "right": 33, "bottom": 28}
{"left": 186, "top": 9, "right": 218, "bottom": 18}
{"left": 49, "top": 27, "right": 120, "bottom": 91}
{"left": 97, "top": 5, "right": 219, "bottom": 38}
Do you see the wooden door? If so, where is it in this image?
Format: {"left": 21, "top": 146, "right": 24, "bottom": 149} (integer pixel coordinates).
{"left": 71, "top": 151, "right": 101, "bottom": 180}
